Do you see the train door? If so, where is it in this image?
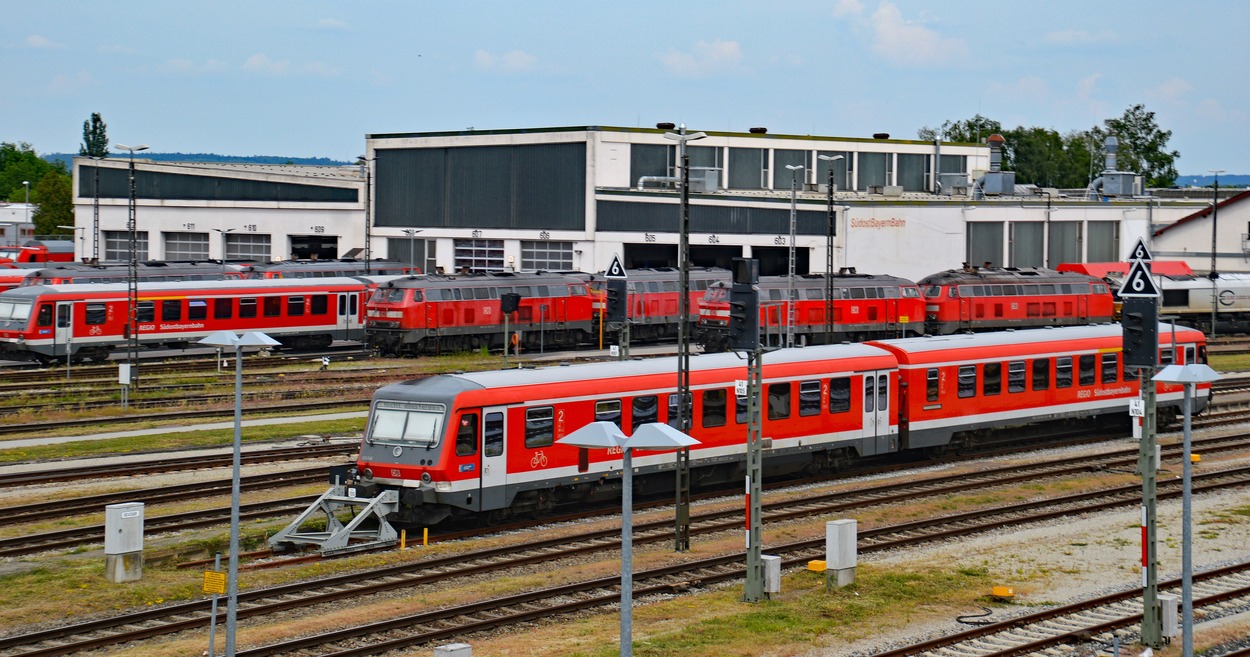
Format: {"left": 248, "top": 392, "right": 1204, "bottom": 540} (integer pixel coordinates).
{"left": 337, "top": 292, "right": 360, "bottom": 339}
{"left": 1077, "top": 294, "right": 1088, "bottom": 322}
{"left": 861, "top": 371, "right": 891, "bottom": 454}
{"left": 958, "top": 294, "right": 972, "bottom": 332}
{"left": 479, "top": 408, "right": 508, "bottom": 511}
{"left": 54, "top": 301, "right": 73, "bottom": 357}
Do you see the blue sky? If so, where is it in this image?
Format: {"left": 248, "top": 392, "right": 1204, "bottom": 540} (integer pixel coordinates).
{"left": 5, "top": 1, "right": 1247, "bottom": 174}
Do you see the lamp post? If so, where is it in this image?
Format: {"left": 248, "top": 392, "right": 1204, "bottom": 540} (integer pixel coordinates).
{"left": 662, "top": 122, "right": 706, "bottom": 552}
{"left": 784, "top": 164, "right": 804, "bottom": 349}
{"left": 1207, "top": 169, "right": 1223, "bottom": 337}
{"left": 557, "top": 421, "right": 699, "bottom": 657}
{"left": 115, "top": 143, "right": 147, "bottom": 392}
{"left": 357, "top": 156, "right": 373, "bottom": 274}
{"left": 400, "top": 229, "right": 422, "bottom": 273}
{"left": 1153, "top": 362, "right": 1220, "bottom": 657}
{"left": 20, "top": 180, "right": 29, "bottom": 247}
{"left": 57, "top": 225, "right": 85, "bottom": 260}
{"left": 817, "top": 155, "right": 844, "bottom": 343}
{"left": 213, "top": 228, "right": 236, "bottom": 277}
{"left": 196, "top": 330, "right": 280, "bottom": 657}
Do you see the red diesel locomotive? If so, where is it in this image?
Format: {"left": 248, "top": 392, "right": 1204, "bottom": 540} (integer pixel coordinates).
{"left": 918, "top": 266, "right": 1115, "bottom": 335}
{"left": 582, "top": 267, "right": 730, "bottom": 342}
{"left": 696, "top": 270, "right": 925, "bottom": 351}
{"left": 0, "top": 277, "right": 368, "bottom": 363}
{"left": 364, "top": 271, "right": 595, "bottom": 355}
{"left": 344, "top": 323, "right": 1209, "bottom": 525}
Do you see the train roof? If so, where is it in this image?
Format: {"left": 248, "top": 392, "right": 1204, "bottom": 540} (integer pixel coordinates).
{"left": 870, "top": 323, "right": 1202, "bottom": 362}
{"left": 582, "top": 267, "right": 730, "bottom": 282}
{"left": 0, "top": 277, "right": 367, "bottom": 297}
{"left": 1057, "top": 261, "right": 1195, "bottom": 278}
{"left": 375, "top": 342, "right": 896, "bottom": 400}
{"left": 1157, "top": 271, "right": 1250, "bottom": 286}
{"left": 244, "top": 259, "right": 409, "bottom": 271}
{"left": 917, "top": 267, "right": 1101, "bottom": 286}
{"left": 379, "top": 271, "right": 588, "bottom": 289}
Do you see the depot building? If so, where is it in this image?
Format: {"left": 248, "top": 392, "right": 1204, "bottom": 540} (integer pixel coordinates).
{"left": 70, "top": 125, "right": 1226, "bottom": 280}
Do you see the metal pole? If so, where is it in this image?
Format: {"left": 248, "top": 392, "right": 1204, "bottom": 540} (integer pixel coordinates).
{"left": 825, "top": 165, "right": 834, "bottom": 343}
{"left": 92, "top": 160, "right": 100, "bottom": 262}
{"left": 364, "top": 161, "right": 372, "bottom": 274}
{"left": 124, "top": 153, "right": 139, "bottom": 389}
{"left": 65, "top": 304, "right": 72, "bottom": 380}
{"left": 786, "top": 169, "right": 798, "bottom": 349}
{"left": 1209, "top": 172, "right": 1220, "bottom": 338}
{"left": 744, "top": 347, "right": 765, "bottom": 601}
{"left": 1140, "top": 365, "right": 1162, "bottom": 647}
{"left": 1181, "top": 382, "right": 1194, "bottom": 657}
{"left": 21, "top": 181, "right": 28, "bottom": 247}
{"left": 621, "top": 447, "right": 634, "bottom": 657}
{"left": 676, "top": 136, "right": 692, "bottom": 551}
{"left": 225, "top": 342, "right": 243, "bottom": 656}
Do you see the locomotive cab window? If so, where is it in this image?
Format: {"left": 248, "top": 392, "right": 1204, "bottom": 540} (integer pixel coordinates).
{"left": 34, "top": 303, "right": 50, "bottom": 326}
{"left": 1008, "top": 361, "right": 1026, "bottom": 393}
{"left": 524, "top": 406, "right": 554, "bottom": 448}
{"left": 1056, "top": 357, "right": 1073, "bottom": 388}
{"left": 957, "top": 365, "right": 977, "bottom": 398}
{"left": 768, "top": 383, "right": 791, "bottom": 420}
{"left": 370, "top": 401, "right": 444, "bottom": 448}
{"left": 455, "top": 413, "right": 478, "bottom": 457}
{"left": 702, "top": 389, "right": 727, "bottom": 428}
{"left": 926, "top": 368, "right": 940, "bottom": 402}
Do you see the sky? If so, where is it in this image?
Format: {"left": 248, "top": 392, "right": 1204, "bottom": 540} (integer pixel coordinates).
{"left": 4, "top": 1, "right": 1248, "bottom": 174}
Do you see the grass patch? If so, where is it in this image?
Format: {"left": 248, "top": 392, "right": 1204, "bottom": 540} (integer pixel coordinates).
{"left": 0, "top": 417, "right": 366, "bottom": 463}
{"left": 1209, "top": 353, "right": 1248, "bottom": 372}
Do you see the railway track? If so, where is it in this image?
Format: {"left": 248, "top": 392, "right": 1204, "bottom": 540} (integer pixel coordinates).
{"left": 6, "top": 439, "right": 1250, "bottom": 656}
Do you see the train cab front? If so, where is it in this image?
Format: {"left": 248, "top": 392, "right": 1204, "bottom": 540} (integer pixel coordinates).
{"left": 354, "top": 399, "right": 467, "bottom": 526}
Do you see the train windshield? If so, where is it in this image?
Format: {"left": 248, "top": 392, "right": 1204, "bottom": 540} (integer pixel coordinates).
{"left": 922, "top": 286, "right": 944, "bottom": 298}
{"left": 369, "top": 401, "right": 445, "bottom": 448}
{"left": 0, "top": 298, "right": 32, "bottom": 322}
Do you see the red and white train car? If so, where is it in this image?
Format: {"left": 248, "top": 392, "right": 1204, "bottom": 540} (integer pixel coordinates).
{"left": 582, "top": 267, "right": 730, "bottom": 342}
{"left": 343, "top": 323, "right": 1210, "bottom": 526}
{"left": 0, "top": 278, "right": 368, "bottom": 363}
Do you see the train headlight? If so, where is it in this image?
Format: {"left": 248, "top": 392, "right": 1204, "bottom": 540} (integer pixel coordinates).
{"left": 362, "top": 467, "right": 374, "bottom": 480}
{"left": 435, "top": 481, "right": 452, "bottom": 492}
{"left": 421, "top": 472, "right": 432, "bottom": 485}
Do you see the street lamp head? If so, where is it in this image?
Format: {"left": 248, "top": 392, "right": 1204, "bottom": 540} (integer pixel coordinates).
{"left": 627, "top": 422, "right": 701, "bottom": 450}
{"left": 1153, "top": 363, "right": 1220, "bottom": 385}
{"left": 785, "top": 165, "right": 804, "bottom": 172}
{"left": 114, "top": 144, "right": 149, "bottom": 153}
{"left": 817, "top": 154, "right": 844, "bottom": 162}
{"left": 557, "top": 421, "right": 628, "bottom": 449}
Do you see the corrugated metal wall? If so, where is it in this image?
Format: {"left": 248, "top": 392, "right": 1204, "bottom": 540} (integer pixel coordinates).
{"left": 78, "top": 165, "right": 357, "bottom": 202}
{"left": 597, "top": 200, "right": 825, "bottom": 235}
{"left": 375, "top": 142, "right": 586, "bottom": 230}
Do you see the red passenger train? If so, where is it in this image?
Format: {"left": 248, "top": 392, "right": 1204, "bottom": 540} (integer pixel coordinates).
{"left": 343, "top": 323, "right": 1209, "bottom": 525}
{"left": 0, "top": 278, "right": 368, "bottom": 363}
{"left": 696, "top": 270, "right": 925, "bottom": 351}
{"left": 917, "top": 266, "right": 1115, "bottom": 335}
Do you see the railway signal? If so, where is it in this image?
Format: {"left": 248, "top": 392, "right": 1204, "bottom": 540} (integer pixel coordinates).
{"left": 729, "top": 258, "right": 759, "bottom": 352}
{"left": 606, "top": 278, "right": 627, "bottom": 325}
{"left": 1121, "top": 297, "right": 1159, "bottom": 369}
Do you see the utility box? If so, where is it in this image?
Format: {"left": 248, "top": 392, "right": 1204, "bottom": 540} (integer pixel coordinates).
{"left": 104, "top": 502, "right": 144, "bottom": 583}
{"left": 434, "top": 643, "right": 472, "bottom": 657}
{"left": 762, "top": 554, "right": 782, "bottom": 594}
{"left": 1158, "top": 593, "right": 1179, "bottom": 638}
{"left": 826, "top": 519, "right": 857, "bottom": 588}
{"left": 688, "top": 167, "right": 721, "bottom": 193}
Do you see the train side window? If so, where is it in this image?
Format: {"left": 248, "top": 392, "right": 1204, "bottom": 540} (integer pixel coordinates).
{"left": 483, "top": 412, "right": 504, "bottom": 457}
{"left": 85, "top": 303, "right": 106, "bottom": 325}
{"left": 632, "top": 395, "right": 658, "bottom": 428}
{"left": 162, "top": 300, "right": 182, "bottom": 321}
{"left": 1008, "top": 361, "right": 1026, "bottom": 393}
{"left": 828, "top": 377, "right": 851, "bottom": 413}
{"left": 473, "top": 287, "right": 490, "bottom": 300}
{"left": 189, "top": 299, "right": 208, "bottom": 321}
{"left": 926, "top": 368, "right": 940, "bottom": 402}
{"left": 767, "top": 383, "right": 791, "bottom": 420}
{"left": 1056, "top": 357, "right": 1073, "bottom": 388}
{"left": 1032, "top": 358, "right": 1050, "bottom": 390}
{"left": 288, "top": 296, "right": 306, "bottom": 317}
{"left": 263, "top": 297, "right": 281, "bottom": 317}
{"left": 736, "top": 391, "right": 749, "bottom": 423}
{"left": 1078, "top": 354, "right": 1095, "bottom": 386}
{"left": 524, "top": 407, "right": 554, "bottom": 448}
{"left": 36, "top": 304, "right": 52, "bottom": 327}
{"left": 54, "top": 304, "right": 69, "bottom": 328}
{"left": 1198, "top": 345, "right": 1207, "bottom": 364}
{"left": 799, "top": 380, "right": 821, "bottom": 417}
{"left": 983, "top": 363, "right": 1002, "bottom": 396}
{"left": 1185, "top": 345, "right": 1196, "bottom": 364}
{"left": 702, "top": 389, "right": 727, "bottom": 428}
{"left": 1093, "top": 283, "right": 1108, "bottom": 294}
{"left": 240, "top": 298, "right": 257, "bottom": 319}
{"left": 455, "top": 413, "right": 478, "bottom": 456}
{"left": 877, "top": 375, "right": 888, "bottom": 408}
{"left": 310, "top": 295, "right": 328, "bottom": 315}
{"left": 138, "top": 300, "right": 155, "bottom": 322}
{"left": 595, "top": 399, "right": 622, "bottom": 427}
{"left": 864, "top": 377, "right": 875, "bottom": 412}
{"left": 1159, "top": 348, "right": 1174, "bottom": 366}
{"left": 214, "top": 299, "right": 233, "bottom": 320}
{"left": 350, "top": 293, "right": 358, "bottom": 315}
{"left": 1100, "top": 353, "right": 1118, "bottom": 383}
{"left": 957, "top": 365, "right": 976, "bottom": 398}
{"left": 667, "top": 393, "right": 692, "bottom": 429}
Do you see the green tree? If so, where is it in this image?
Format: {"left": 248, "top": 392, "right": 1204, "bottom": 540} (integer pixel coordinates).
{"left": 79, "top": 113, "right": 109, "bottom": 157}
{"left": 0, "top": 142, "right": 61, "bottom": 202}
{"left": 1101, "top": 104, "right": 1179, "bottom": 187}
{"left": 32, "top": 170, "right": 73, "bottom": 237}
{"left": 918, "top": 114, "right": 1004, "bottom": 144}
{"left": 1061, "top": 129, "right": 1103, "bottom": 188}
{"left": 1003, "top": 126, "right": 1066, "bottom": 187}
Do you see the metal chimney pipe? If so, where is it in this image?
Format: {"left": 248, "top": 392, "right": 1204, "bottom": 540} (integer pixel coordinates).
{"left": 986, "top": 134, "right": 1005, "bottom": 172}
{"left": 1104, "top": 135, "right": 1118, "bottom": 172}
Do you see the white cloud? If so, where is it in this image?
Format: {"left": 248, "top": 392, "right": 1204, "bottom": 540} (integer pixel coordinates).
{"left": 1151, "top": 77, "right": 1192, "bottom": 103}
{"left": 242, "top": 53, "right": 291, "bottom": 76}
{"left": 832, "top": 0, "right": 863, "bottom": 18}
{"left": 25, "top": 34, "right": 62, "bottom": 49}
{"left": 869, "top": 3, "right": 967, "bottom": 67}
{"left": 474, "top": 49, "right": 537, "bottom": 72}
{"left": 659, "top": 39, "right": 743, "bottom": 77}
